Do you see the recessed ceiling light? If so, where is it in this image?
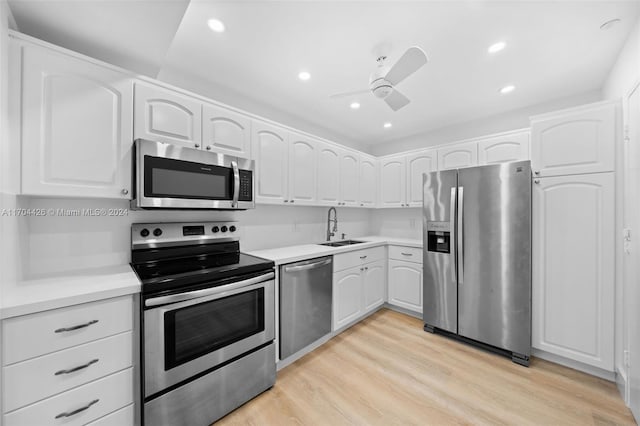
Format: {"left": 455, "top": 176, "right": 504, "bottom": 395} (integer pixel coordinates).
{"left": 500, "top": 85, "right": 515, "bottom": 94}
{"left": 488, "top": 41, "right": 506, "bottom": 54}
{"left": 383, "top": 122, "right": 392, "bottom": 129}
{"left": 600, "top": 18, "right": 621, "bottom": 31}
{"left": 207, "top": 18, "right": 225, "bottom": 33}
{"left": 350, "top": 102, "right": 360, "bottom": 110}
{"left": 298, "top": 71, "right": 311, "bottom": 81}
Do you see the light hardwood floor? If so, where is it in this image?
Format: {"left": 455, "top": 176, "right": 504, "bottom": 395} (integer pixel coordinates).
{"left": 219, "top": 309, "right": 635, "bottom": 425}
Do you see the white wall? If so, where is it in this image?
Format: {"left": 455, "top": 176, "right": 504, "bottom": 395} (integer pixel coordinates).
{"left": 371, "top": 90, "right": 602, "bottom": 157}
{"left": 602, "top": 15, "right": 640, "bottom": 400}
{"left": 370, "top": 207, "right": 422, "bottom": 240}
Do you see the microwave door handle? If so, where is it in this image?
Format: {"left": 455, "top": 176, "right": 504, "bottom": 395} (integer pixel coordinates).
{"left": 231, "top": 160, "right": 240, "bottom": 208}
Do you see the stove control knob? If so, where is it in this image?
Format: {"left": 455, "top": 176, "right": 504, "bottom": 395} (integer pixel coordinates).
{"left": 229, "top": 225, "right": 236, "bottom": 233}
{"left": 221, "top": 226, "right": 228, "bottom": 233}
{"left": 212, "top": 226, "right": 220, "bottom": 233}
{"left": 153, "top": 228, "right": 163, "bottom": 237}
{"left": 140, "top": 228, "right": 150, "bottom": 238}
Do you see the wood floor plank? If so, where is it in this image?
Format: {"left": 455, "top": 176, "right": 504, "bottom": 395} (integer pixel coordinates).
{"left": 218, "top": 309, "right": 635, "bottom": 425}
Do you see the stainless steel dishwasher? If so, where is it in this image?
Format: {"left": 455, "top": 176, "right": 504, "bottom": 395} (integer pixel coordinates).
{"left": 279, "top": 256, "right": 333, "bottom": 360}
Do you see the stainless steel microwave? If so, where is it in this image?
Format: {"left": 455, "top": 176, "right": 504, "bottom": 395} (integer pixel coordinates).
{"left": 131, "top": 139, "right": 255, "bottom": 210}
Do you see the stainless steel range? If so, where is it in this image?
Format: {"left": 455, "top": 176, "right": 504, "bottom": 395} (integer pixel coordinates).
{"left": 130, "top": 221, "right": 276, "bottom": 425}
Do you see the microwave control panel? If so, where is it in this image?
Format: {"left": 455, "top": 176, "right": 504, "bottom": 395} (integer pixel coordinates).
{"left": 239, "top": 170, "right": 253, "bottom": 201}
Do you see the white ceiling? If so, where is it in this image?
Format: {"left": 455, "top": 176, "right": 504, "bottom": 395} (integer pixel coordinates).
{"left": 8, "top": 1, "right": 640, "bottom": 146}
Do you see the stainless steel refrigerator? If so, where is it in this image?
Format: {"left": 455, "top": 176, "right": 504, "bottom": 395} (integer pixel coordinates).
{"left": 422, "top": 160, "right": 531, "bottom": 366}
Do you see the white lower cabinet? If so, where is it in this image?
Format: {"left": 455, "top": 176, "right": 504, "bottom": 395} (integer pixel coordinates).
{"left": 333, "top": 267, "right": 364, "bottom": 330}
{"left": 363, "top": 261, "right": 385, "bottom": 311}
{"left": 388, "top": 258, "right": 423, "bottom": 313}
{"left": 532, "top": 172, "right": 615, "bottom": 371}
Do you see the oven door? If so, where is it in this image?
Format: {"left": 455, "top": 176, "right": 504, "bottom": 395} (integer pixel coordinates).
{"left": 133, "top": 139, "right": 255, "bottom": 210}
{"left": 143, "top": 271, "right": 274, "bottom": 398}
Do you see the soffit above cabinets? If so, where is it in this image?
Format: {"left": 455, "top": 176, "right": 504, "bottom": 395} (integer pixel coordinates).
{"left": 7, "top": 1, "right": 640, "bottom": 146}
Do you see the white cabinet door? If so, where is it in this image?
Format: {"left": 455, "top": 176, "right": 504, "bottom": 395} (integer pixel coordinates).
{"left": 134, "top": 82, "right": 201, "bottom": 149}
{"left": 19, "top": 42, "right": 133, "bottom": 199}
{"left": 437, "top": 141, "right": 478, "bottom": 170}
{"left": 406, "top": 150, "right": 437, "bottom": 207}
{"left": 339, "top": 150, "right": 359, "bottom": 206}
{"left": 251, "top": 121, "right": 289, "bottom": 205}
{"left": 333, "top": 267, "right": 364, "bottom": 330}
{"left": 532, "top": 172, "right": 614, "bottom": 370}
{"left": 317, "top": 143, "right": 341, "bottom": 206}
{"left": 531, "top": 102, "right": 615, "bottom": 177}
{"left": 478, "top": 131, "right": 530, "bottom": 165}
{"left": 363, "top": 260, "right": 385, "bottom": 312}
{"left": 288, "top": 133, "right": 317, "bottom": 205}
{"left": 359, "top": 155, "right": 377, "bottom": 207}
{"left": 379, "top": 156, "right": 406, "bottom": 207}
{"left": 388, "top": 260, "right": 423, "bottom": 313}
{"left": 202, "top": 103, "right": 251, "bottom": 158}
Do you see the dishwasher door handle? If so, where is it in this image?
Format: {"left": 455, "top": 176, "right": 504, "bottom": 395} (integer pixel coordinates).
{"left": 284, "top": 258, "right": 332, "bottom": 273}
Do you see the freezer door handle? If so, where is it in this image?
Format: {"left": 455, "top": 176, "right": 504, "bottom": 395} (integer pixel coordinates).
{"left": 450, "top": 186, "right": 457, "bottom": 283}
{"left": 457, "top": 186, "right": 464, "bottom": 286}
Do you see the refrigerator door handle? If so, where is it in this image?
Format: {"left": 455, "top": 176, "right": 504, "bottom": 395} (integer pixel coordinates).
{"left": 450, "top": 186, "right": 457, "bottom": 283}
{"left": 457, "top": 186, "right": 464, "bottom": 285}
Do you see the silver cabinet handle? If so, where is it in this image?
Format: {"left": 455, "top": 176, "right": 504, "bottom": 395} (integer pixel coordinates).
{"left": 55, "top": 359, "right": 99, "bottom": 376}
{"left": 534, "top": 179, "right": 540, "bottom": 184}
{"left": 534, "top": 171, "right": 540, "bottom": 175}
{"left": 450, "top": 186, "right": 457, "bottom": 283}
{"left": 206, "top": 146, "right": 211, "bottom": 150}
{"left": 284, "top": 200, "right": 289, "bottom": 203}
{"left": 55, "top": 399, "right": 99, "bottom": 419}
{"left": 290, "top": 200, "right": 295, "bottom": 203}
{"left": 195, "top": 143, "right": 200, "bottom": 148}
{"left": 401, "top": 252, "right": 413, "bottom": 256}
{"left": 457, "top": 186, "right": 464, "bottom": 286}
{"left": 121, "top": 188, "right": 129, "bottom": 195}
{"left": 284, "top": 258, "right": 332, "bottom": 272}
{"left": 54, "top": 320, "right": 99, "bottom": 333}
{"left": 360, "top": 255, "right": 367, "bottom": 259}
{"left": 364, "top": 266, "right": 368, "bottom": 270}
{"left": 231, "top": 160, "right": 240, "bottom": 208}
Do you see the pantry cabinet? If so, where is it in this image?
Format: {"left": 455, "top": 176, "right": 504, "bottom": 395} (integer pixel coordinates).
{"left": 202, "top": 103, "right": 252, "bottom": 158}
{"left": 532, "top": 172, "right": 615, "bottom": 371}
{"left": 437, "top": 141, "right": 478, "bottom": 170}
{"left": 134, "top": 82, "right": 201, "bottom": 149}
{"left": 477, "top": 131, "right": 530, "bottom": 165}
{"left": 531, "top": 101, "right": 616, "bottom": 177}
{"left": 252, "top": 121, "right": 289, "bottom": 204}
{"left": 317, "top": 143, "right": 341, "bottom": 205}
{"left": 358, "top": 155, "right": 377, "bottom": 207}
{"left": 17, "top": 38, "right": 134, "bottom": 199}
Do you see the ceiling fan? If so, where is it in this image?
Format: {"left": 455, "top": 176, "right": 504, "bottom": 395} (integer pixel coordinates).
{"left": 330, "top": 46, "right": 428, "bottom": 111}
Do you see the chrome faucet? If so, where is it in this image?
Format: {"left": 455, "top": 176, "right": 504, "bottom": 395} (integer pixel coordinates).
{"left": 326, "top": 207, "right": 338, "bottom": 241}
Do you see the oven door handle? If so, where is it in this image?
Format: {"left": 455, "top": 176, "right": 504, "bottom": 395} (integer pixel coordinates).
{"left": 231, "top": 160, "right": 240, "bottom": 208}
{"left": 145, "top": 271, "right": 274, "bottom": 307}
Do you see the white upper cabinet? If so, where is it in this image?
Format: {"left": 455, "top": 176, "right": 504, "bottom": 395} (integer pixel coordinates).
{"left": 251, "top": 121, "right": 289, "bottom": 204}
{"left": 18, "top": 40, "right": 134, "bottom": 199}
{"left": 358, "top": 155, "right": 377, "bottom": 207}
{"left": 339, "top": 150, "right": 359, "bottom": 206}
{"left": 134, "top": 82, "right": 201, "bottom": 149}
{"left": 406, "top": 150, "right": 437, "bottom": 207}
{"left": 379, "top": 155, "right": 406, "bottom": 207}
{"left": 202, "top": 103, "right": 251, "bottom": 158}
{"left": 532, "top": 172, "right": 614, "bottom": 370}
{"left": 317, "top": 143, "right": 341, "bottom": 206}
{"left": 437, "top": 141, "right": 478, "bottom": 170}
{"left": 288, "top": 133, "right": 317, "bottom": 205}
{"left": 531, "top": 102, "right": 616, "bottom": 177}
{"left": 478, "top": 131, "right": 530, "bottom": 165}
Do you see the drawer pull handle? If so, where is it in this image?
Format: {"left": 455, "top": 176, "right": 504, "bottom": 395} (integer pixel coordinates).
{"left": 54, "top": 319, "right": 99, "bottom": 333}
{"left": 55, "top": 359, "right": 99, "bottom": 376}
{"left": 401, "top": 252, "right": 413, "bottom": 256}
{"left": 54, "top": 399, "right": 99, "bottom": 419}
{"left": 360, "top": 256, "right": 367, "bottom": 259}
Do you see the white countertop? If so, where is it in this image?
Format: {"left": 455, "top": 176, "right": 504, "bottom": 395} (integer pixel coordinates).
{"left": 0, "top": 265, "right": 141, "bottom": 319}
{"left": 248, "top": 235, "right": 422, "bottom": 265}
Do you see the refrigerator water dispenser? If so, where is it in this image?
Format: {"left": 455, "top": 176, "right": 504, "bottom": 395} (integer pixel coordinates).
{"left": 426, "top": 221, "right": 451, "bottom": 253}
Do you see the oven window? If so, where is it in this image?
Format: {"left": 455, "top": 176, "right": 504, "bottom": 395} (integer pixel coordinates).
{"left": 164, "top": 288, "right": 265, "bottom": 370}
{"left": 144, "top": 156, "right": 232, "bottom": 200}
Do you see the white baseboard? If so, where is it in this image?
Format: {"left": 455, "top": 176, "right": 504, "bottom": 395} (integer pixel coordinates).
{"left": 532, "top": 349, "right": 616, "bottom": 381}
{"left": 616, "top": 366, "right": 629, "bottom": 405}
{"left": 383, "top": 303, "right": 422, "bottom": 319}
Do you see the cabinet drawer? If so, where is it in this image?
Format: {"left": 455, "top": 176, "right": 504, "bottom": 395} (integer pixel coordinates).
{"left": 4, "top": 368, "right": 133, "bottom": 426}
{"left": 2, "top": 296, "right": 132, "bottom": 365}
{"left": 3, "top": 332, "right": 133, "bottom": 412}
{"left": 86, "top": 404, "right": 134, "bottom": 426}
{"left": 388, "top": 245, "right": 422, "bottom": 263}
{"left": 333, "top": 246, "right": 385, "bottom": 272}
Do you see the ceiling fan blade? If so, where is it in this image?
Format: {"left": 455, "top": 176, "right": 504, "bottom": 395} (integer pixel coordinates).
{"left": 329, "top": 89, "right": 370, "bottom": 99}
{"left": 384, "top": 89, "right": 410, "bottom": 111}
{"left": 384, "top": 46, "right": 428, "bottom": 86}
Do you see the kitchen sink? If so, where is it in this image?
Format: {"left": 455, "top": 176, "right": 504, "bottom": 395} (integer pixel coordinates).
{"left": 318, "top": 239, "right": 366, "bottom": 247}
